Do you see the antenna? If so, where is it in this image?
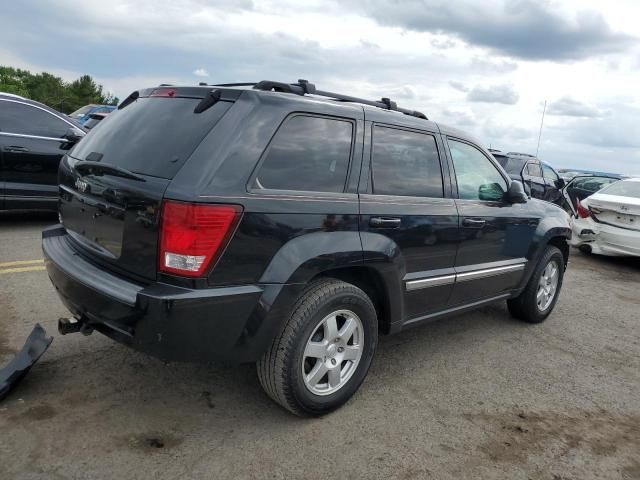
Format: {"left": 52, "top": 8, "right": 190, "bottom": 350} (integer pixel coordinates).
{"left": 536, "top": 100, "right": 547, "bottom": 157}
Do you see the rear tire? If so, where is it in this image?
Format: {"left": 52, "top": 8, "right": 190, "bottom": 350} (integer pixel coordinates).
{"left": 257, "top": 278, "right": 378, "bottom": 416}
{"left": 507, "top": 246, "right": 565, "bottom": 324}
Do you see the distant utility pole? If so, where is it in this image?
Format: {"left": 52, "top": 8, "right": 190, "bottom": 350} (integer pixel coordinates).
{"left": 536, "top": 100, "right": 547, "bottom": 157}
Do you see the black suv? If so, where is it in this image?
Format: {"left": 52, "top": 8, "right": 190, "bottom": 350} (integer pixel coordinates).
{"left": 0, "top": 93, "right": 85, "bottom": 210}
{"left": 490, "top": 150, "right": 565, "bottom": 205}
{"left": 42, "top": 80, "right": 571, "bottom": 416}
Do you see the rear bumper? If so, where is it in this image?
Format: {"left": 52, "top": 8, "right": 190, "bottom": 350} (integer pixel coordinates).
{"left": 571, "top": 217, "right": 640, "bottom": 257}
{"left": 42, "top": 225, "right": 299, "bottom": 363}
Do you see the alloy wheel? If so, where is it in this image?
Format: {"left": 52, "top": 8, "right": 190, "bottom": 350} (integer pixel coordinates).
{"left": 301, "top": 309, "right": 364, "bottom": 396}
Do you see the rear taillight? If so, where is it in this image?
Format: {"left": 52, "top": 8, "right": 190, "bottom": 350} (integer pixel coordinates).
{"left": 159, "top": 201, "right": 242, "bottom": 277}
{"left": 576, "top": 199, "right": 591, "bottom": 219}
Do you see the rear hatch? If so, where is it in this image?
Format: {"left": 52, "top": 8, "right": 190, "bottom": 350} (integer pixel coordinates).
{"left": 59, "top": 87, "right": 236, "bottom": 281}
{"left": 588, "top": 189, "right": 640, "bottom": 232}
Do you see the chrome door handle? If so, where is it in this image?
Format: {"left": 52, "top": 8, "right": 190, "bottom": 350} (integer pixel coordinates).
{"left": 369, "top": 217, "right": 401, "bottom": 228}
{"left": 462, "top": 218, "right": 486, "bottom": 228}
{"left": 5, "top": 145, "right": 28, "bottom": 153}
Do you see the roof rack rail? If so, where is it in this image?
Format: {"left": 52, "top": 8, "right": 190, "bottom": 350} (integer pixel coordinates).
{"left": 212, "top": 82, "right": 258, "bottom": 87}
{"left": 507, "top": 152, "right": 536, "bottom": 158}
{"left": 251, "top": 79, "right": 428, "bottom": 120}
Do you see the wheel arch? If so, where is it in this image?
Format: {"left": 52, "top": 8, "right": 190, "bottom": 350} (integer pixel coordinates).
{"left": 312, "top": 266, "right": 397, "bottom": 335}
{"left": 547, "top": 234, "right": 570, "bottom": 269}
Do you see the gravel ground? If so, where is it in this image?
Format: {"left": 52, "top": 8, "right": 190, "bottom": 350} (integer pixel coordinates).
{"left": 1, "top": 212, "right": 639, "bottom": 480}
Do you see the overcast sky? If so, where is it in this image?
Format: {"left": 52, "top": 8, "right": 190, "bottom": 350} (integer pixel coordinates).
{"left": 2, "top": 0, "right": 639, "bottom": 174}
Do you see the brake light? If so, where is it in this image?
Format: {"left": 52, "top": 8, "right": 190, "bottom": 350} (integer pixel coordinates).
{"left": 150, "top": 88, "right": 177, "bottom": 97}
{"left": 159, "top": 201, "right": 242, "bottom": 277}
{"left": 576, "top": 199, "right": 591, "bottom": 219}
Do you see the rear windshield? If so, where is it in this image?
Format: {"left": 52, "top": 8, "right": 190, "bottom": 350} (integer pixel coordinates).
{"left": 599, "top": 180, "right": 640, "bottom": 199}
{"left": 70, "top": 97, "right": 232, "bottom": 179}
{"left": 500, "top": 158, "right": 527, "bottom": 175}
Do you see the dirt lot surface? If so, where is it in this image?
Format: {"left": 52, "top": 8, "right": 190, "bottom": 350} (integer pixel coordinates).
{"left": 1, "top": 212, "right": 639, "bottom": 480}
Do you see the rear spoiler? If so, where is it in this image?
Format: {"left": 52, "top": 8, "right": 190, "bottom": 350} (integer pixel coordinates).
{"left": 118, "top": 87, "right": 243, "bottom": 110}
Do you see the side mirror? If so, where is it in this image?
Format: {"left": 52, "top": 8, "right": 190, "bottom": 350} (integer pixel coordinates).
{"left": 556, "top": 178, "right": 566, "bottom": 189}
{"left": 63, "top": 127, "right": 85, "bottom": 144}
{"left": 507, "top": 180, "right": 528, "bottom": 204}
{"left": 478, "top": 183, "right": 506, "bottom": 202}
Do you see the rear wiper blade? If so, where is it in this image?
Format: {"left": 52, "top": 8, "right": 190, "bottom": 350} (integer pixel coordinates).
{"left": 75, "top": 161, "right": 147, "bottom": 182}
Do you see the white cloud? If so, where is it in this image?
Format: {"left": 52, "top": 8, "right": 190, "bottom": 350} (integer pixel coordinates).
{"left": 467, "top": 84, "right": 520, "bottom": 105}
{"left": 192, "top": 68, "right": 210, "bottom": 77}
{"left": 1, "top": 0, "right": 639, "bottom": 174}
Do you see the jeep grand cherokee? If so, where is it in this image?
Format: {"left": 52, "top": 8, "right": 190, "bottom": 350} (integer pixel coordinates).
{"left": 42, "top": 80, "right": 571, "bottom": 416}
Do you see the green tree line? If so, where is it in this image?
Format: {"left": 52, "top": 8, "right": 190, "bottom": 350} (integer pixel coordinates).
{"left": 0, "top": 66, "right": 118, "bottom": 114}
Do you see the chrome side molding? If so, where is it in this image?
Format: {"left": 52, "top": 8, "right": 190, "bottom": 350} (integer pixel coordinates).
{"left": 405, "top": 274, "right": 456, "bottom": 291}
{"left": 456, "top": 263, "right": 525, "bottom": 283}
{"left": 406, "top": 263, "right": 526, "bottom": 291}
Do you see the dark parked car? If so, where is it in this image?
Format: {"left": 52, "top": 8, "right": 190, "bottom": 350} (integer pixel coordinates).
{"left": 0, "top": 93, "right": 85, "bottom": 210}
{"left": 83, "top": 112, "right": 109, "bottom": 130}
{"left": 43, "top": 80, "right": 571, "bottom": 416}
{"left": 490, "top": 151, "right": 565, "bottom": 205}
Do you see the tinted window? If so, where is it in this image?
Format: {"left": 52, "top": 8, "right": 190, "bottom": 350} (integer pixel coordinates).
{"left": 71, "top": 97, "right": 232, "bottom": 179}
{"left": 571, "top": 177, "right": 617, "bottom": 193}
{"left": 542, "top": 164, "right": 559, "bottom": 181}
{"left": 371, "top": 126, "right": 443, "bottom": 197}
{"left": 0, "top": 100, "right": 69, "bottom": 137}
{"left": 449, "top": 140, "right": 507, "bottom": 201}
{"left": 496, "top": 156, "right": 527, "bottom": 175}
{"left": 254, "top": 115, "right": 353, "bottom": 193}
{"left": 526, "top": 162, "right": 543, "bottom": 177}
{"left": 599, "top": 180, "right": 640, "bottom": 198}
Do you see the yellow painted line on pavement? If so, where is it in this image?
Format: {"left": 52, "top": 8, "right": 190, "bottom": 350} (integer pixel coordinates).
{"left": 0, "top": 265, "right": 46, "bottom": 275}
{"left": 0, "top": 259, "right": 46, "bottom": 275}
{"left": 0, "top": 259, "right": 44, "bottom": 268}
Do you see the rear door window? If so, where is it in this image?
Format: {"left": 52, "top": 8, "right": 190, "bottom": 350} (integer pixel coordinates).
{"left": 70, "top": 97, "right": 233, "bottom": 179}
{"left": 0, "top": 100, "right": 69, "bottom": 138}
{"left": 370, "top": 126, "right": 443, "bottom": 197}
{"left": 253, "top": 115, "right": 353, "bottom": 193}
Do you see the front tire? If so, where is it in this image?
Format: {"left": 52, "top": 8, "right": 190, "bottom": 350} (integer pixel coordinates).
{"left": 257, "top": 278, "right": 378, "bottom": 416}
{"left": 507, "top": 246, "right": 565, "bottom": 323}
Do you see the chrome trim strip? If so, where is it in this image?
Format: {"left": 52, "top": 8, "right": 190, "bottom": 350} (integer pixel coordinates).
{"left": 199, "top": 194, "right": 357, "bottom": 203}
{"left": 0, "top": 131, "right": 68, "bottom": 142}
{"left": 405, "top": 263, "right": 526, "bottom": 291}
{"left": 455, "top": 263, "right": 525, "bottom": 283}
{"left": 4, "top": 195, "right": 58, "bottom": 200}
{"left": 406, "top": 274, "right": 456, "bottom": 291}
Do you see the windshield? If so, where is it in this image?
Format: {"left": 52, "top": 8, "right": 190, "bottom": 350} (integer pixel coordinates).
{"left": 69, "top": 105, "right": 94, "bottom": 118}
{"left": 598, "top": 180, "right": 640, "bottom": 199}
{"left": 70, "top": 96, "right": 233, "bottom": 179}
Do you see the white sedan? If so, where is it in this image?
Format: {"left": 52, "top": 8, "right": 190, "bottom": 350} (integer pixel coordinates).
{"left": 570, "top": 178, "right": 640, "bottom": 257}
